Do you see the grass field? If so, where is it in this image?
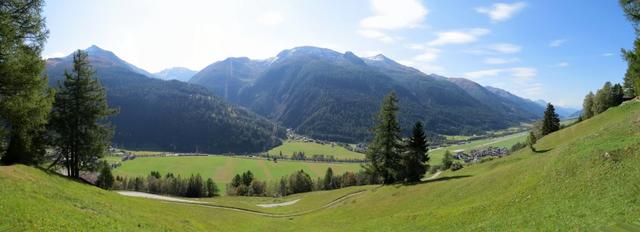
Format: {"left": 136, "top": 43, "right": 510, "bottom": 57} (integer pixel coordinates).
{"left": 268, "top": 141, "right": 365, "bottom": 160}
{"left": 2, "top": 100, "right": 639, "bottom": 231}
{"left": 112, "top": 155, "right": 362, "bottom": 192}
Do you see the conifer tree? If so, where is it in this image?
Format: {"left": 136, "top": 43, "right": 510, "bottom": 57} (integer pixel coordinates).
{"left": 323, "top": 167, "right": 334, "bottom": 190}
{"left": 621, "top": 0, "right": 640, "bottom": 97}
{"left": 0, "top": 0, "right": 53, "bottom": 165}
{"left": 365, "top": 92, "right": 403, "bottom": 184}
{"left": 403, "top": 121, "right": 429, "bottom": 182}
{"left": 49, "top": 50, "right": 117, "bottom": 178}
{"left": 541, "top": 103, "right": 560, "bottom": 136}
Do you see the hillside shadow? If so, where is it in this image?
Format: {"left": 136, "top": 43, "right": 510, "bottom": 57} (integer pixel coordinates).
{"left": 533, "top": 148, "right": 553, "bottom": 153}
{"left": 401, "top": 175, "right": 473, "bottom": 186}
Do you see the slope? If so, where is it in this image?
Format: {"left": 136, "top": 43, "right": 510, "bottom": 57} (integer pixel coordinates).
{"left": 46, "top": 46, "right": 284, "bottom": 153}
{"left": 1, "top": 101, "right": 638, "bottom": 231}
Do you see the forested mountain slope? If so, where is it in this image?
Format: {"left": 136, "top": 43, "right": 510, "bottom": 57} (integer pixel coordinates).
{"left": 45, "top": 46, "right": 284, "bottom": 153}
{"left": 191, "top": 47, "right": 538, "bottom": 142}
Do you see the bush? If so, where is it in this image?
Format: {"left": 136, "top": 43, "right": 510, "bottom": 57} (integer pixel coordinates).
{"left": 451, "top": 162, "right": 463, "bottom": 171}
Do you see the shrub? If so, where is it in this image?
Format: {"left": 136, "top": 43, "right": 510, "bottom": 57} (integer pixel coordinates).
{"left": 451, "top": 162, "right": 463, "bottom": 171}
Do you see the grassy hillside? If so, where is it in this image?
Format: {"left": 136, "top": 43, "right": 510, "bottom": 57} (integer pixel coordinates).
{"left": 1, "top": 100, "right": 639, "bottom": 231}
{"left": 267, "top": 141, "right": 365, "bottom": 160}
{"left": 112, "top": 156, "right": 362, "bottom": 190}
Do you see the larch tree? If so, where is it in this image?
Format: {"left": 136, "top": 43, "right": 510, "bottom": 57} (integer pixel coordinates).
{"left": 49, "top": 50, "right": 117, "bottom": 178}
{"left": 365, "top": 92, "right": 403, "bottom": 184}
{"left": 0, "top": 0, "right": 53, "bottom": 165}
{"left": 403, "top": 121, "right": 429, "bottom": 182}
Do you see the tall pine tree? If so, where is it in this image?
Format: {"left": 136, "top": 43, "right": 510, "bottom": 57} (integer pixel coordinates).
{"left": 365, "top": 92, "right": 403, "bottom": 184}
{"left": 0, "top": 0, "right": 53, "bottom": 165}
{"left": 49, "top": 50, "right": 117, "bottom": 178}
{"left": 402, "top": 121, "right": 429, "bottom": 182}
{"left": 541, "top": 103, "right": 560, "bottom": 136}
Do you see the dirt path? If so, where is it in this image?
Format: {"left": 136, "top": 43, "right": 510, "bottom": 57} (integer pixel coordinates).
{"left": 118, "top": 191, "right": 201, "bottom": 203}
{"left": 424, "top": 171, "right": 442, "bottom": 181}
{"left": 117, "top": 189, "right": 367, "bottom": 218}
{"left": 257, "top": 199, "right": 300, "bottom": 208}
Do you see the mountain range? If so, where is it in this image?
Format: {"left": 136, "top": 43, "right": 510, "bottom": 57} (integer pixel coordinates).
{"left": 45, "top": 45, "right": 576, "bottom": 151}
{"left": 189, "top": 46, "right": 553, "bottom": 142}
{"left": 45, "top": 46, "right": 284, "bottom": 154}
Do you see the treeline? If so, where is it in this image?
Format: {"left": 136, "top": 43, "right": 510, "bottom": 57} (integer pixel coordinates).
{"left": 226, "top": 168, "right": 380, "bottom": 197}
{"left": 582, "top": 82, "right": 627, "bottom": 119}
{"left": 104, "top": 170, "right": 220, "bottom": 198}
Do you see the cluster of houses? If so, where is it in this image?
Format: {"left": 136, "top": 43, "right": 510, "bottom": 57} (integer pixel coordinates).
{"left": 453, "top": 147, "right": 509, "bottom": 163}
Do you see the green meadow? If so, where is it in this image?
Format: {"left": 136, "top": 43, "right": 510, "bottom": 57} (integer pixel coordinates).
{"left": 268, "top": 140, "right": 365, "bottom": 160}
{"left": 1, "top": 101, "right": 639, "bottom": 231}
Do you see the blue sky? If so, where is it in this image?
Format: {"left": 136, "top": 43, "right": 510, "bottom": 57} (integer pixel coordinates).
{"left": 43, "top": 0, "right": 634, "bottom": 107}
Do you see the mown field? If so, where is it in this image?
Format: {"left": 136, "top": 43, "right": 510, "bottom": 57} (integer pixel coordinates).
{"left": 267, "top": 140, "right": 365, "bottom": 160}
{"left": 112, "top": 155, "right": 363, "bottom": 190}
{"left": 1, "top": 100, "right": 639, "bottom": 231}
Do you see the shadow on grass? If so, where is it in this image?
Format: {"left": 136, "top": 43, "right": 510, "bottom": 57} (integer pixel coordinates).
{"left": 533, "top": 148, "right": 553, "bottom": 153}
{"left": 399, "top": 175, "right": 473, "bottom": 187}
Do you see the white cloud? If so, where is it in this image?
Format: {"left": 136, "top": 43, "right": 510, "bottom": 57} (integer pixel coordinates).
{"left": 357, "top": 29, "right": 396, "bottom": 43}
{"left": 413, "top": 47, "right": 441, "bottom": 62}
{"left": 427, "top": 28, "right": 490, "bottom": 46}
{"left": 602, "top": 53, "right": 614, "bottom": 57}
{"left": 464, "top": 67, "right": 541, "bottom": 98}
{"left": 360, "top": 0, "right": 428, "bottom": 30}
{"left": 483, "top": 57, "right": 519, "bottom": 64}
{"left": 476, "top": 2, "right": 527, "bottom": 22}
{"left": 554, "top": 62, "right": 569, "bottom": 67}
{"left": 488, "top": 43, "right": 521, "bottom": 54}
{"left": 257, "top": 12, "right": 284, "bottom": 26}
{"left": 549, "top": 39, "right": 567, "bottom": 47}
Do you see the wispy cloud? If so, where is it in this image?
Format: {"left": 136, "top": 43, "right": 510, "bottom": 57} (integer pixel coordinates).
{"left": 413, "top": 47, "right": 441, "bottom": 62}
{"left": 553, "top": 62, "right": 569, "bottom": 67}
{"left": 489, "top": 43, "right": 522, "bottom": 54}
{"left": 476, "top": 2, "right": 527, "bottom": 22}
{"left": 549, "top": 39, "right": 567, "bottom": 47}
{"left": 427, "top": 28, "right": 490, "bottom": 46}
{"left": 602, "top": 53, "right": 614, "bottom": 57}
{"left": 357, "top": 29, "right": 397, "bottom": 43}
{"left": 360, "top": 0, "right": 428, "bottom": 30}
{"left": 257, "top": 12, "right": 284, "bottom": 26}
{"left": 465, "top": 67, "right": 541, "bottom": 98}
{"left": 483, "top": 57, "right": 519, "bottom": 64}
